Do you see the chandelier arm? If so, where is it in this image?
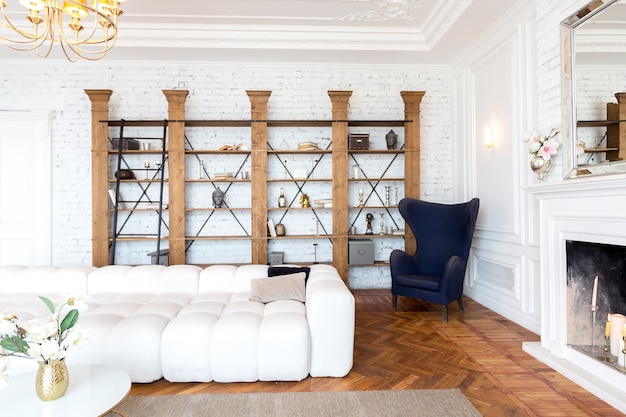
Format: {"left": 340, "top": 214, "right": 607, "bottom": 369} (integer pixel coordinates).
{"left": 0, "top": 0, "right": 123, "bottom": 61}
{"left": 0, "top": 3, "right": 49, "bottom": 44}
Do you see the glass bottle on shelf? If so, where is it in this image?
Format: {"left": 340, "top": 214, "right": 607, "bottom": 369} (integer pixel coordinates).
{"left": 278, "top": 188, "right": 287, "bottom": 208}
{"left": 352, "top": 164, "right": 360, "bottom": 179}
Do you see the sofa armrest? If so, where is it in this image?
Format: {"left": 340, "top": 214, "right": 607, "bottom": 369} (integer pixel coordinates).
{"left": 305, "top": 267, "right": 355, "bottom": 377}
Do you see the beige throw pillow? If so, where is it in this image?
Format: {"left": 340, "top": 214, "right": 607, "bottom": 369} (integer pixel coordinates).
{"left": 250, "top": 272, "right": 306, "bottom": 303}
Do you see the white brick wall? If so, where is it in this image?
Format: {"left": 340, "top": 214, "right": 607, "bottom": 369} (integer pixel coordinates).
{"left": 0, "top": 62, "right": 452, "bottom": 287}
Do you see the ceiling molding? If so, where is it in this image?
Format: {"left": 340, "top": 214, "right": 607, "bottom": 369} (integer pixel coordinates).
{"left": 0, "top": 0, "right": 525, "bottom": 64}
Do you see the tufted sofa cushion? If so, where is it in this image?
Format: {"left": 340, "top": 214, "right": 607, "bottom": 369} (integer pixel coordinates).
{"left": 0, "top": 263, "right": 354, "bottom": 383}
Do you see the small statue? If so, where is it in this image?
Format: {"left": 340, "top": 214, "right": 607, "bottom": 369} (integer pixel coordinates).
{"left": 365, "top": 213, "right": 374, "bottom": 235}
{"left": 300, "top": 193, "right": 310, "bottom": 208}
{"left": 386, "top": 129, "right": 398, "bottom": 150}
{"left": 212, "top": 187, "right": 225, "bottom": 208}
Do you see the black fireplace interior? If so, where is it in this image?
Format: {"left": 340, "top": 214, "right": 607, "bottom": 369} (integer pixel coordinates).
{"left": 567, "top": 240, "right": 626, "bottom": 345}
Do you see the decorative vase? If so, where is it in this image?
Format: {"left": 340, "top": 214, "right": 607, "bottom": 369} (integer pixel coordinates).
{"left": 530, "top": 155, "right": 552, "bottom": 181}
{"left": 275, "top": 223, "right": 286, "bottom": 236}
{"left": 35, "top": 359, "right": 69, "bottom": 401}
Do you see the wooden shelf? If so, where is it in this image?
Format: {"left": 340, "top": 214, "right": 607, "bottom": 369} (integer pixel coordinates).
{"left": 108, "top": 150, "right": 167, "bottom": 154}
{"left": 185, "top": 235, "right": 251, "bottom": 241}
{"left": 109, "top": 236, "right": 170, "bottom": 242}
{"left": 349, "top": 260, "right": 391, "bottom": 266}
{"left": 268, "top": 206, "right": 332, "bottom": 211}
{"left": 267, "top": 178, "right": 331, "bottom": 182}
{"left": 349, "top": 178, "right": 404, "bottom": 182}
{"left": 349, "top": 205, "right": 399, "bottom": 209}
{"left": 87, "top": 89, "right": 424, "bottom": 282}
{"left": 348, "top": 234, "right": 404, "bottom": 238}
{"left": 268, "top": 235, "right": 333, "bottom": 239}
{"left": 348, "top": 120, "right": 409, "bottom": 127}
{"left": 185, "top": 207, "right": 251, "bottom": 211}
{"left": 108, "top": 179, "right": 168, "bottom": 183}
{"left": 582, "top": 147, "right": 619, "bottom": 153}
{"left": 267, "top": 149, "right": 332, "bottom": 155}
{"left": 348, "top": 149, "right": 404, "bottom": 154}
{"left": 185, "top": 178, "right": 249, "bottom": 183}
{"left": 577, "top": 120, "right": 624, "bottom": 127}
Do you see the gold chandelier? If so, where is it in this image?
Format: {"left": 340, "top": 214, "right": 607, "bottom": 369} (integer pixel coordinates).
{"left": 0, "top": 0, "right": 126, "bottom": 62}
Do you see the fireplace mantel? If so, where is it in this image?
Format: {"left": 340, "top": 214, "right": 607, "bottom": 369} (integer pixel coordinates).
{"left": 523, "top": 174, "right": 626, "bottom": 413}
{"left": 526, "top": 173, "right": 626, "bottom": 198}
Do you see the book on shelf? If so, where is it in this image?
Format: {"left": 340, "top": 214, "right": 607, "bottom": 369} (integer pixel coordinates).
{"left": 314, "top": 198, "right": 332, "bottom": 208}
{"left": 298, "top": 141, "right": 319, "bottom": 150}
{"left": 108, "top": 189, "right": 123, "bottom": 209}
{"left": 268, "top": 219, "right": 277, "bottom": 237}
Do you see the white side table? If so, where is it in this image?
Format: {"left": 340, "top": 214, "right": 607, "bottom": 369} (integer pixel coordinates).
{"left": 0, "top": 364, "right": 131, "bottom": 417}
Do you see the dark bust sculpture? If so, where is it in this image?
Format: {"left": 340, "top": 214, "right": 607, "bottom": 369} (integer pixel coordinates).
{"left": 386, "top": 129, "right": 398, "bottom": 150}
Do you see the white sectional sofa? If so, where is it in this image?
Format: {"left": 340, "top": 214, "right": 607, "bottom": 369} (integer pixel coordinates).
{"left": 0, "top": 264, "right": 355, "bottom": 383}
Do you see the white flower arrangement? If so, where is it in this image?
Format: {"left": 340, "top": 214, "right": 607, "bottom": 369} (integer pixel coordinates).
{"left": 522, "top": 127, "right": 561, "bottom": 161}
{"left": 0, "top": 295, "right": 89, "bottom": 389}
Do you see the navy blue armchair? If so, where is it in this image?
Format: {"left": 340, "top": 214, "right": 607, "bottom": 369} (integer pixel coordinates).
{"left": 390, "top": 198, "right": 479, "bottom": 322}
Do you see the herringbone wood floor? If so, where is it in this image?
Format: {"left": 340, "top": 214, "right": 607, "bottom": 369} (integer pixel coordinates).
{"left": 130, "top": 291, "right": 624, "bottom": 416}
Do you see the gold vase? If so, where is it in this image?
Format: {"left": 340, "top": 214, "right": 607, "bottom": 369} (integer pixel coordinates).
{"left": 530, "top": 155, "right": 552, "bottom": 181}
{"left": 35, "top": 359, "right": 69, "bottom": 401}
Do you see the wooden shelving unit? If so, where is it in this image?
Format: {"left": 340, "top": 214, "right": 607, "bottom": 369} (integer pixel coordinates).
{"left": 86, "top": 89, "right": 424, "bottom": 284}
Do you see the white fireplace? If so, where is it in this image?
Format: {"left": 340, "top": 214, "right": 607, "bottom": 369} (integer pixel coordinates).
{"left": 523, "top": 175, "right": 626, "bottom": 413}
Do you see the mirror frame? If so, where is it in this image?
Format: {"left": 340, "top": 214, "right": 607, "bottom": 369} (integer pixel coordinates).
{"left": 561, "top": 0, "right": 618, "bottom": 179}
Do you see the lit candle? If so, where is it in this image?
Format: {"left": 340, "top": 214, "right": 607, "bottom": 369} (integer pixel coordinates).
{"left": 591, "top": 275, "right": 598, "bottom": 307}
{"left": 605, "top": 314, "right": 611, "bottom": 338}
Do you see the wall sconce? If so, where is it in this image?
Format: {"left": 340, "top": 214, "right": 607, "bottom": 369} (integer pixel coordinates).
{"left": 485, "top": 127, "right": 496, "bottom": 148}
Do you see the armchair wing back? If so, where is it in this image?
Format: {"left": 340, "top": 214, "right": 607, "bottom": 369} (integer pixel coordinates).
{"left": 390, "top": 198, "right": 479, "bottom": 322}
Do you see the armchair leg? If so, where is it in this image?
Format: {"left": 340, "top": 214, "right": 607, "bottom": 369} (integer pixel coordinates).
{"left": 392, "top": 294, "right": 398, "bottom": 311}
{"left": 442, "top": 305, "right": 448, "bottom": 323}
{"left": 457, "top": 296, "right": 464, "bottom": 312}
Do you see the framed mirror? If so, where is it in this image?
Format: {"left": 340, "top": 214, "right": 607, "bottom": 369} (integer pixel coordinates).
{"left": 561, "top": 0, "right": 626, "bottom": 178}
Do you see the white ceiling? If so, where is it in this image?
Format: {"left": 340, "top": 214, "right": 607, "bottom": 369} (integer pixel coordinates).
{"left": 0, "top": 0, "right": 522, "bottom": 64}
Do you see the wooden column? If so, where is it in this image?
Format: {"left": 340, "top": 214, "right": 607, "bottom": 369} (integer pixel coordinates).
{"left": 162, "top": 90, "right": 189, "bottom": 265}
{"left": 328, "top": 90, "right": 352, "bottom": 283}
{"left": 401, "top": 91, "right": 425, "bottom": 256}
{"left": 247, "top": 90, "right": 271, "bottom": 265}
{"left": 85, "top": 89, "right": 113, "bottom": 267}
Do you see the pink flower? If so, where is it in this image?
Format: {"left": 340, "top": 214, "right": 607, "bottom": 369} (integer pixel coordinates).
{"left": 538, "top": 138, "right": 559, "bottom": 160}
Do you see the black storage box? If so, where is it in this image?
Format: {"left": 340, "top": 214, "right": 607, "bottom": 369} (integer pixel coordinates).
{"left": 348, "top": 133, "right": 370, "bottom": 150}
{"left": 111, "top": 138, "right": 140, "bottom": 150}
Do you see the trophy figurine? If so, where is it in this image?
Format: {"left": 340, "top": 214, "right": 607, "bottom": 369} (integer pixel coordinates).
{"left": 365, "top": 213, "right": 374, "bottom": 235}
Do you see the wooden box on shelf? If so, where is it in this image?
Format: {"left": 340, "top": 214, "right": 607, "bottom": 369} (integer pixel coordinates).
{"left": 348, "top": 133, "right": 369, "bottom": 150}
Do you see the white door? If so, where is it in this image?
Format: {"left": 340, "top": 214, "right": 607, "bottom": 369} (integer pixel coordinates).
{"left": 0, "top": 111, "right": 51, "bottom": 265}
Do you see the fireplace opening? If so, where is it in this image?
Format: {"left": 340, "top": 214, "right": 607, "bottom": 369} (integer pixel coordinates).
{"left": 566, "top": 240, "right": 626, "bottom": 368}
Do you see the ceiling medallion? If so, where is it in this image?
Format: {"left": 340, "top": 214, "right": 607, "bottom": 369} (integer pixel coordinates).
{"left": 340, "top": 0, "right": 422, "bottom": 22}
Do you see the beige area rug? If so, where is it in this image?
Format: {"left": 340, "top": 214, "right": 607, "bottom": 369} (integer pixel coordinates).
{"left": 104, "top": 389, "right": 481, "bottom": 417}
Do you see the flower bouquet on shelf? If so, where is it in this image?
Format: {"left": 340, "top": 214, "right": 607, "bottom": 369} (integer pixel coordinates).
{"left": 0, "top": 295, "right": 88, "bottom": 400}
{"left": 522, "top": 126, "right": 561, "bottom": 181}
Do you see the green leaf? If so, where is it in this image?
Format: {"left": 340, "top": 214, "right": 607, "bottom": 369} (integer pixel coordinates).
{"left": 1, "top": 336, "right": 29, "bottom": 354}
{"left": 60, "top": 309, "right": 79, "bottom": 333}
{"left": 39, "top": 296, "right": 55, "bottom": 314}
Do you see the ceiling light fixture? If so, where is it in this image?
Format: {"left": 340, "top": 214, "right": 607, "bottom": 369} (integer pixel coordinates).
{"left": 0, "top": 0, "right": 126, "bottom": 62}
